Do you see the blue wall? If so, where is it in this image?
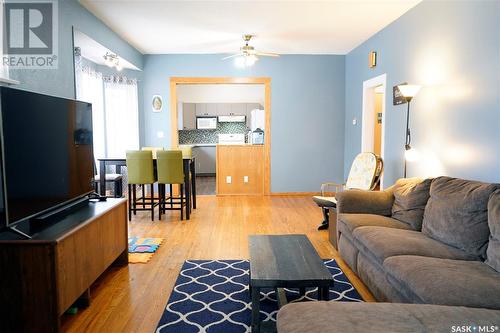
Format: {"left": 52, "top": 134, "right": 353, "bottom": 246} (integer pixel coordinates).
{"left": 142, "top": 55, "right": 346, "bottom": 192}
{"left": 9, "top": 0, "right": 143, "bottom": 99}
{"left": 345, "top": 0, "right": 500, "bottom": 186}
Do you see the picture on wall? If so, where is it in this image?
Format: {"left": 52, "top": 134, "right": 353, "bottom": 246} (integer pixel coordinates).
{"left": 152, "top": 95, "right": 163, "bottom": 112}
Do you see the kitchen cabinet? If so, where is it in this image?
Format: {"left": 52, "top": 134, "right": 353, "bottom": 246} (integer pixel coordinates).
{"left": 193, "top": 146, "right": 216, "bottom": 175}
{"left": 182, "top": 103, "right": 196, "bottom": 129}
{"left": 195, "top": 103, "right": 209, "bottom": 116}
{"left": 230, "top": 103, "right": 247, "bottom": 115}
{"left": 216, "top": 145, "right": 264, "bottom": 195}
{"left": 206, "top": 103, "right": 217, "bottom": 115}
{"left": 216, "top": 103, "right": 231, "bottom": 116}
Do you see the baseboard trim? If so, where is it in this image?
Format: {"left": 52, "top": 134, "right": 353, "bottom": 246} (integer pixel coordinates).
{"left": 270, "top": 192, "right": 319, "bottom": 196}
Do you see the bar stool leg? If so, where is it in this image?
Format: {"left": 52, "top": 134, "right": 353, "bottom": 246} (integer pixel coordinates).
{"left": 116, "top": 180, "right": 123, "bottom": 198}
{"left": 133, "top": 185, "right": 137, "bottom": 215}
{"left": 150, "top": 184, "right": 154, "bottom": 221}
{"left": 128, "top": 184, "right": 132, "bottom": 221}
{"left": 161, "top": 184, "right": 164, "bottom": 215}
{"left": 158, "top": 184, "right": 161, "bottom": 220}
{"left": 169, "top": 184, "right": 173, "bottom": 209}
{"left": 180, "top": 184, "right": 184, "bottom": 221}
{"left": 142, "top": 184, "right": 145, "bottom": 208}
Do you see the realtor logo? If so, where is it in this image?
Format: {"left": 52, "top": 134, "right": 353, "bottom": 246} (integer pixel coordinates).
{"left": 2, "top": 0, "right": 58, "bottom": 69}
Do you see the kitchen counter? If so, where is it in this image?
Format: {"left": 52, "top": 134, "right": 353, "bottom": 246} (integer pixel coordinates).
{"left": 180, "top": 143, "right": 263, "bottom": 147}
{"left": 216, "top": 145, "right": 264, "bottom": 195}
{"left": 179, "top": 143, "right": 217, "bottom": 147}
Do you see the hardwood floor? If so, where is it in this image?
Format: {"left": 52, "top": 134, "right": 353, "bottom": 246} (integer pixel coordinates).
{"left": 61, "top": 195, "right": 374, "bottom": 333}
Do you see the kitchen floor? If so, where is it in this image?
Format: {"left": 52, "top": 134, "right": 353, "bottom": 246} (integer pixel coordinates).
{"left": 196, "top": 176, "right": 216, "bottom": 195}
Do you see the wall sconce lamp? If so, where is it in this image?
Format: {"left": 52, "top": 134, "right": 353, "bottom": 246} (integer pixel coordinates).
{"left": 397, "top": 84, "right": 421, "bottom": 178}
{"left": 369, "top": 51, "right": 377, "bottom": 68}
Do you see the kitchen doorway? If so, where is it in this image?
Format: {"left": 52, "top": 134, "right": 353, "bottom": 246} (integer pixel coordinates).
{"left": 169, "top": 77, "right": 271, "bottom": 195}
{"left": 361, "top": 74, "right": 386, "bottom": 189}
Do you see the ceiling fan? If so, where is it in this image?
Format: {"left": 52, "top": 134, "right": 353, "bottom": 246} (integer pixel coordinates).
{"left": 222, "top": 34, "right": 279, "bottom": 67}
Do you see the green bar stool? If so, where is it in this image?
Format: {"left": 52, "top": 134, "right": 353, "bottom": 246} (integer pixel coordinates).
{"left": 126, "top": 150, "right": 157, "bottom": 221}
{"left": 157, "top": 150, "right": 186, "bottom": 220}
{"left": 179, "top": 146, "right": 192, "bottom": 159}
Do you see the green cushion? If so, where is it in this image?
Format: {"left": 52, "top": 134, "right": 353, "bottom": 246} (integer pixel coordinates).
{"left": 126, "top": 150, "right": 156, "bottom": 184}
{"left": 157, "top": 150, "right": 184, "bottom": 185}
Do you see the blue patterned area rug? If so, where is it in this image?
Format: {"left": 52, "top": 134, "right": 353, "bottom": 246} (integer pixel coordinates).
{"left": 155, "top": 259, "right": 362, "bottom": 333}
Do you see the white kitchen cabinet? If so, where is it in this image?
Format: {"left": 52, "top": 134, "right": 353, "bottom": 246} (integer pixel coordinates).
{"left": 206, "top": 103, "right": 217, "bottom": 115}
{"left": 193, "top": 146, "right": 216, "bottom": 175}
{"left": 182, "top": 103, "right": 196, "bottom": 129}
{"left": 230, "top": 103, "right": 246, "bottom": 115}
{"left": 216, "top": 103, "right": 231, "bottom": 116}
{"left": 195, "top": 103, "right": 208, "bottom": 116}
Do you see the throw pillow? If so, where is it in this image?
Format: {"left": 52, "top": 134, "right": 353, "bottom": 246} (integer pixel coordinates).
{"left": 486, "top": 190, "right": 500, "bottom": 271}
{"left": 391, "top": 177, "right": 432, "bottom": 230}
{"left": 422, "top": 176, "right": 500, "bottom": 259}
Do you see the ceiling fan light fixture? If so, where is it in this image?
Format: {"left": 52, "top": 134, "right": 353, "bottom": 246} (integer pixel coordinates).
{"left": 234, "top": 56, "right": 246, "bottom": 68}
{"left": 224, "top": 34, "right": 278, "bottom": 67}
{"left": 245, "top": 54, "right": 258, "bottom": 66}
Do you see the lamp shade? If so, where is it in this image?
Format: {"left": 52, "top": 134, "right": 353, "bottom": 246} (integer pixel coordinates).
{"left": 405, "top": 146, "right": 420, "bottom": 162}
{"left": 397, "top": 84, "right": 421, "bottom": 99}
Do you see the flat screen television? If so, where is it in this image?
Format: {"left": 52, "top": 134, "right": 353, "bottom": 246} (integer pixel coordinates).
{"left": 0, "top": 87, "right": 94, "bottom": 228}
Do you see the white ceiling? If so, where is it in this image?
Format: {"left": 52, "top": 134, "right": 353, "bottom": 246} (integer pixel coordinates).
{"left": 177, "top": 84, "right": 265, "bottom": 104}
{"left": 74, "top": 30, "right": 140, "bottom": 70}
{"left": 79, "top": 0, "right": 421, "bottom": 55}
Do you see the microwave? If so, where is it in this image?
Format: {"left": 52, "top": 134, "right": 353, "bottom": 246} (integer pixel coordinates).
{"left": 196, "top": 117, "right": 217, "bottom": 129}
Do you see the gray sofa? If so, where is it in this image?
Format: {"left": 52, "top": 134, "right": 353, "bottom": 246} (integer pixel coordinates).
{"left": 336, "top": 176, "right": 500, "bottom": 308}
{"left": 277, "top": 176, "right": 500, "bottom": 332}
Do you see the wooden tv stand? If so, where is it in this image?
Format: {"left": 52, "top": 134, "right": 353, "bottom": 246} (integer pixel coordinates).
{"left": 0, "top": 198, "right": 128, "bottom": 333}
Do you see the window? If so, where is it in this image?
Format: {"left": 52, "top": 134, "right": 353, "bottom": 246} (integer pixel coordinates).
{"left": 103, "top": 77, "right": 139, "bottom": 157}
{"left": 75, "top": 63, "right": 139, "bottom": 162}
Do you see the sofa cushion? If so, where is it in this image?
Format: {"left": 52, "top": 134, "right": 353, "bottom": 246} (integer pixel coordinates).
{"left": 422, "top": 176, "right": 500, "bottom": 259}
{"left": 384, "top": 255, "right": 500, "bottom": 309}
{"left": 277, "top": 301, "right": 500, "bottom": 333}
{"left": 486, "top": 190, "right": 500, "bottom": 272}
{"left": 352, "top": 227, "right": 477, "bottom": 266}
{"left": 391, "top": 177, "right": 432, "bottom": 230}
{"left": 338, "top": 214, "right": 411, "bottom": 240}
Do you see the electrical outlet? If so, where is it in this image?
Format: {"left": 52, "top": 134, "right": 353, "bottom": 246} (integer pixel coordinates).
{"left": 352, "top": 118, "right": 357, "bottom": 125}
{"left": 226, "top": 176, "right": 232, "bottom": 184}
{"left": 243, "top": 176, "right": 249, "bottom": 183}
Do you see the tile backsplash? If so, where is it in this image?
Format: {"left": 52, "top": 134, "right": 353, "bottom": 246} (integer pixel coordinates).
{"left": 179, "top": 121, "right": 248, "bottom": 144}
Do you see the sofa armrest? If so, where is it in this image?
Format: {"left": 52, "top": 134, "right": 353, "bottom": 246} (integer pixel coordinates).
{"left": 336, "top": 189, "right": 394, "bottom": 216}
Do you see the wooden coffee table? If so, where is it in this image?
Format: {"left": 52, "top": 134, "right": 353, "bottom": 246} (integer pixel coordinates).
{"left": 248, "top": 234, "right": 334, "bottom": 333}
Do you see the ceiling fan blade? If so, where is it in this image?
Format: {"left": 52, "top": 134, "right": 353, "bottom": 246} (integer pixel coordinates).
{"left": 254, "top": 51, "right": 280, "bottom": 57}
{"left": 221, "top": 53, "right": 243, "bottom": 60}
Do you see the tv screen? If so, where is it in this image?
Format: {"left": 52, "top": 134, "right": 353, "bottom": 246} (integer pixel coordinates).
{"left": 0, "top": 87, "right": 94, "bottom": 226}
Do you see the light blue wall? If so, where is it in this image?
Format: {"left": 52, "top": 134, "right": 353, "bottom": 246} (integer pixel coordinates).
{"left": 142, "top": 55, "right": 345, "bottom": 192}
{"left": 345, "top": 0, "right": 500, "bottom": 186}
{"left": 9, "top": 0, "right": 143, "bottom": 99}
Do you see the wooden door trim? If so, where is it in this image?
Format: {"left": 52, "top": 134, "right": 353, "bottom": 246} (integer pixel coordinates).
{"left": 169, "top": 77, "right": 271, "bottom": 195}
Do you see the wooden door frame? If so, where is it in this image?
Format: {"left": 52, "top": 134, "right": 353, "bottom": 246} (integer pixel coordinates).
{"left": 361, "top": 73, "right": 386, "bottom": 189}
{"left": 169, "top": 77, "right": 271, "bottom": 195}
